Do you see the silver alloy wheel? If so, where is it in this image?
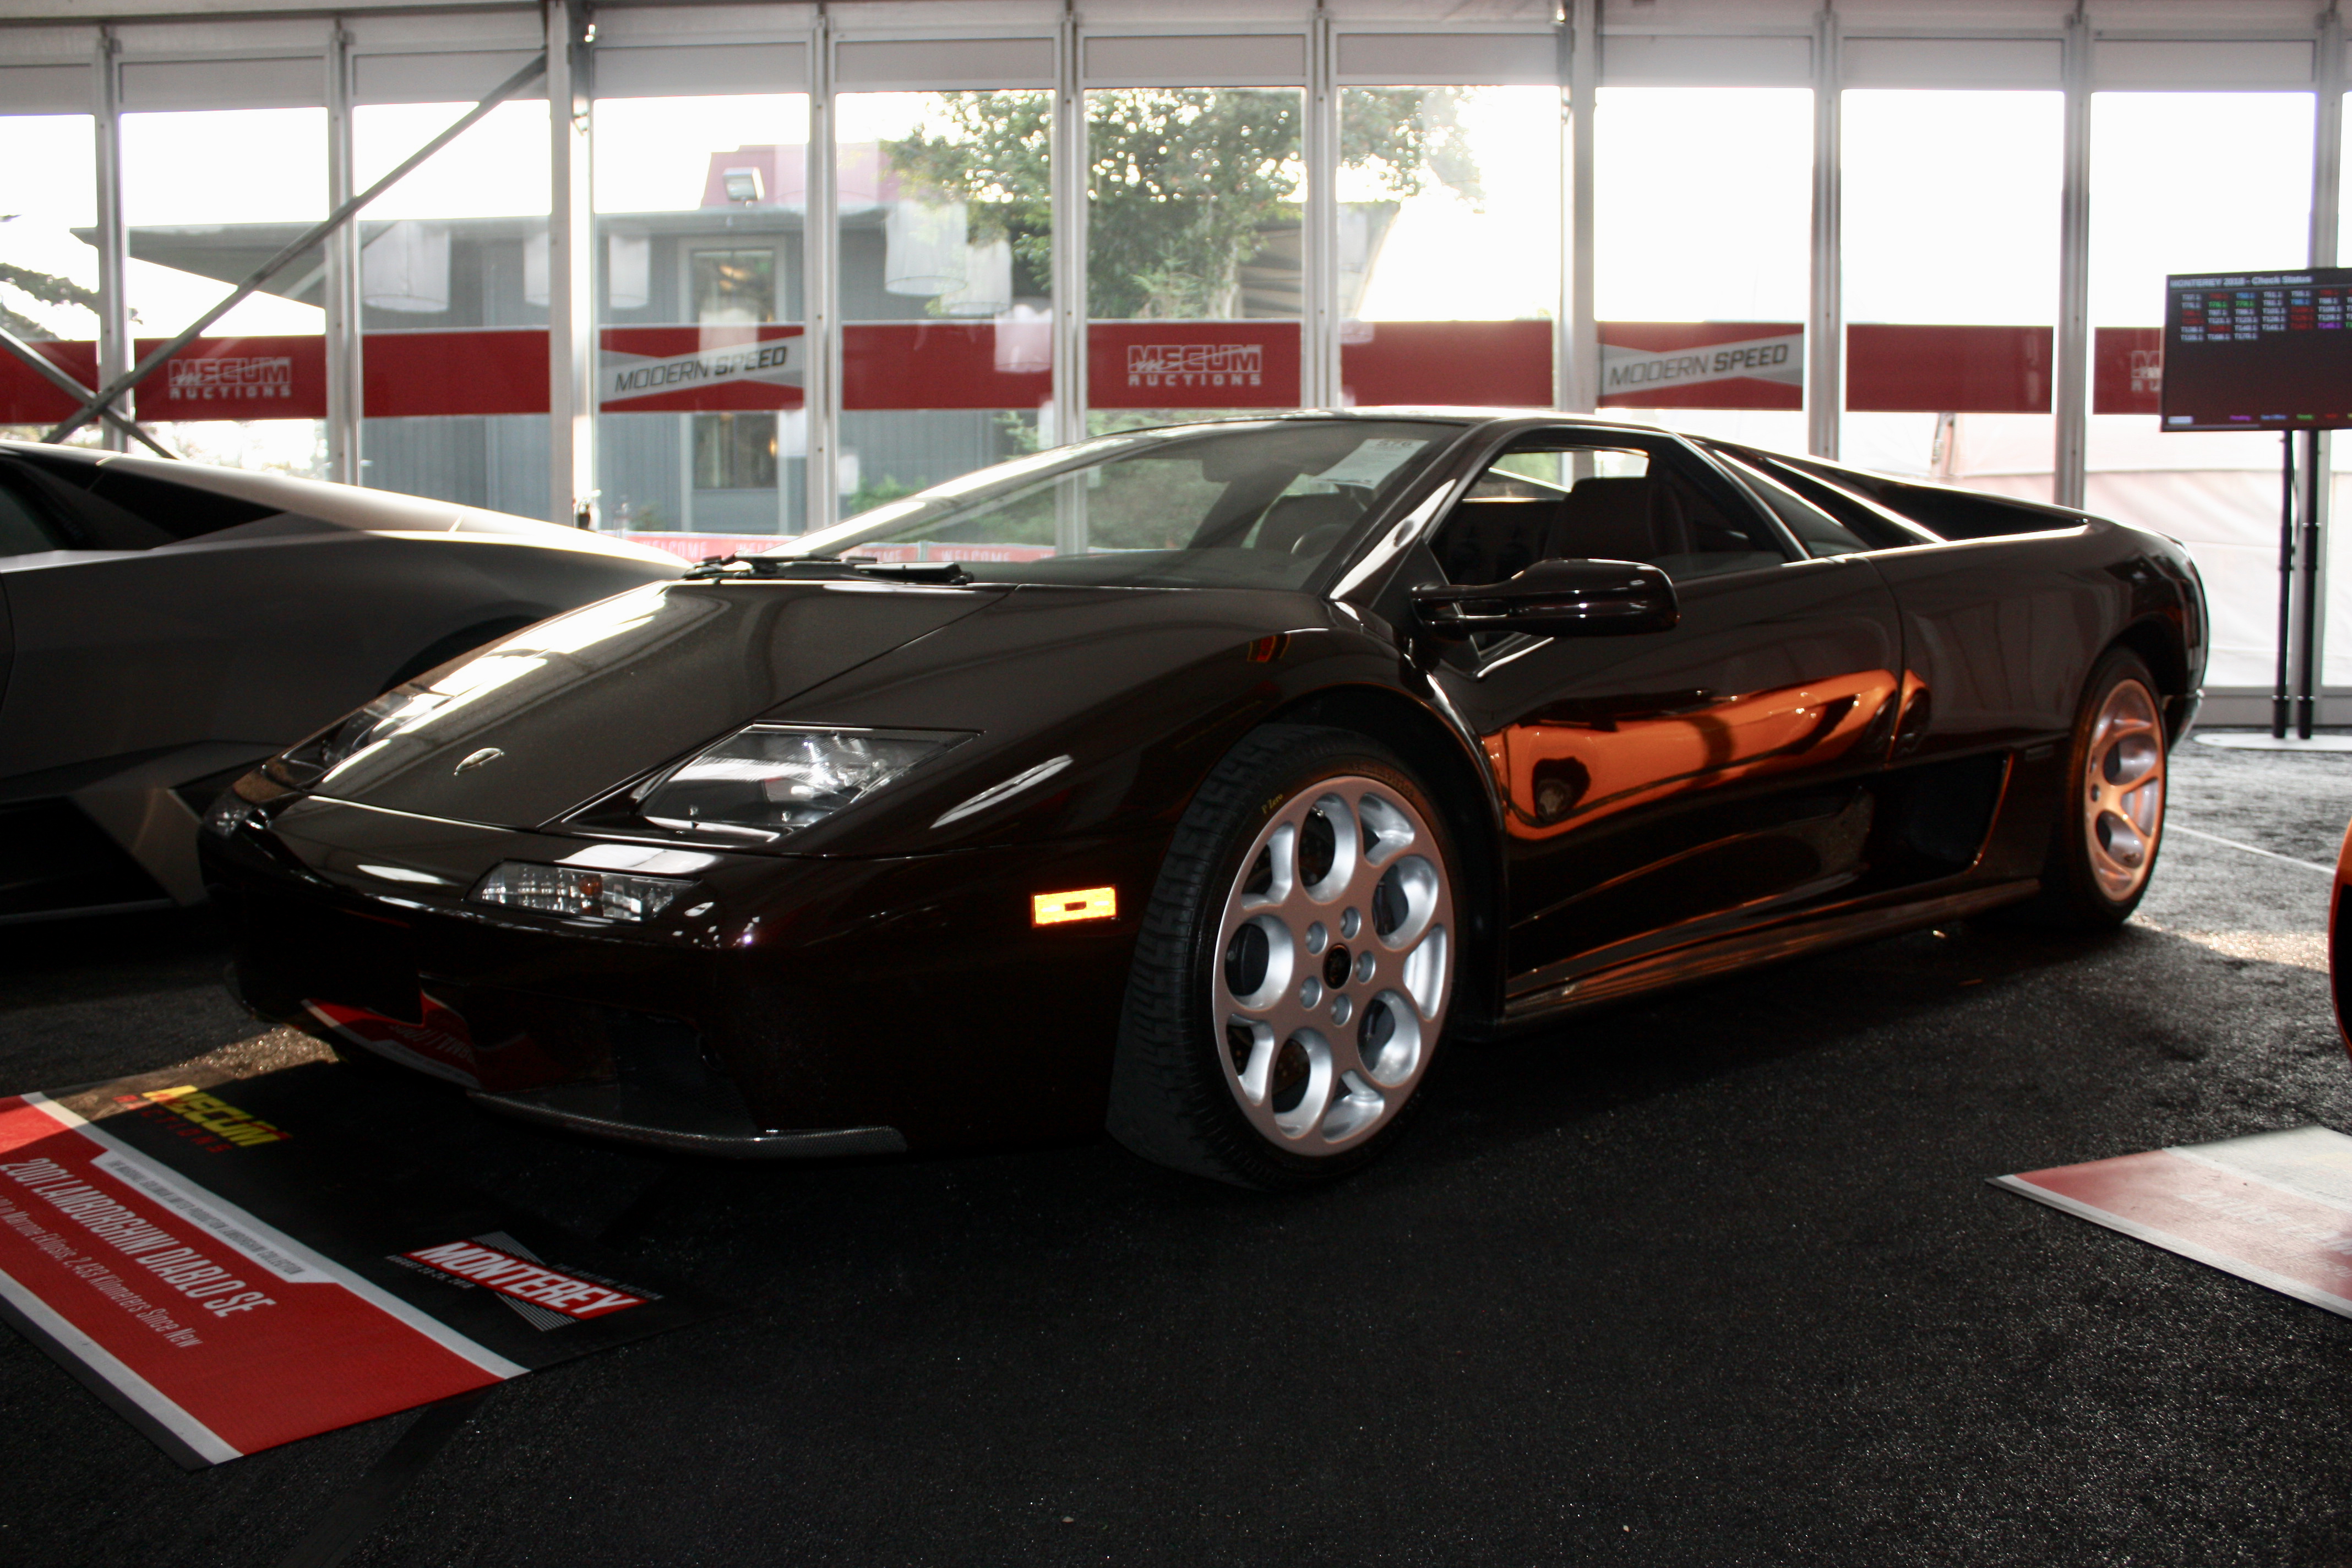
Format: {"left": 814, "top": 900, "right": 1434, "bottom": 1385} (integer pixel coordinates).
{"left": 2083, "top": 677, "right": 2166, "bottom": 902}
{"left": 1212, "top": 774, "right": 1453, "bottom": 1153}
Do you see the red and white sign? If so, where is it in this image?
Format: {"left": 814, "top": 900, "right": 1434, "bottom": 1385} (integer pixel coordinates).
{"left": 131, "top": 336, "right": 326, "bottom": 422}
{"left": 1089, "top": 320, "right": 1300, "bottom": 410}
{"left": 624, "top": 531, "right": 788, "bottom": 563}
{"left": 400, "top": 1240, "right": 643, "bottom": 1320}
{"left": 1602, "top": 325, "right": 1803, "bottom": 409}
{"left": 0, "top": 1093, "right": 518, "bottom": 1466}
{"left": 600, "top": 325, "right": 804, "bottom": 413}
{"left": 1999, "top": 1126, "right": 2352, "bottom": 1319}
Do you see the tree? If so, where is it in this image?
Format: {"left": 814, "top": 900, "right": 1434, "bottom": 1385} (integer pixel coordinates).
{"left": 885, "top": 88, "right": 1480, "bottom": 320}
{"left": 0, "top": 216, "right": 101, "bottom": 342}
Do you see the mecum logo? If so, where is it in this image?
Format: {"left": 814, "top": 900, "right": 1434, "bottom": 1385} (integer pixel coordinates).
{"left": 1126, "top": 343, "right": 1264, "bottom": 389}
{"left": 166, "top": 356, "right": 294, "bottom": 401}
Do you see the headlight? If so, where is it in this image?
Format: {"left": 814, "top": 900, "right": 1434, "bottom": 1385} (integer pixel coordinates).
{"left": 470, "top": 862, "right": 691, "bottom": 921}
{"left": 265, "top": 690, "right": 420, "bottom": 789}
{"left": 632, "top": 725, "right": 970, "bottom": 841}
{"left": 202, "top": 791, "right": 259, "bottom": 839}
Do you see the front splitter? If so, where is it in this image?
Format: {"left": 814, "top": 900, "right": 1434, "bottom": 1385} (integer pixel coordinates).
{"left": 468, "top": 1081, "right": 907, "bottom": 1159}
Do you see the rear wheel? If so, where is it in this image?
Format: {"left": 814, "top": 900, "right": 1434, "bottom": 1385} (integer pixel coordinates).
{"left": 2016, "top": 646, "right": 2169, "bottom": 928}
{"left": 1108, "top": 725, "right": 1459, "bottom": 1189}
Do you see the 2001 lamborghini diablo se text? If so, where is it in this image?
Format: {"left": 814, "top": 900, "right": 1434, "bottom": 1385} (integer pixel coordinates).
{"left": 203, "top": 412, "right": 2205, "bottom": 1188}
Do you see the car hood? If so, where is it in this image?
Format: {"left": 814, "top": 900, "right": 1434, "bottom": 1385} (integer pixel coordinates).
{"left": 297, "top": 576, "right": 1393, "bottom": 856}
{"left": 306, "top": 578, "right": 1010, "bottom": 826}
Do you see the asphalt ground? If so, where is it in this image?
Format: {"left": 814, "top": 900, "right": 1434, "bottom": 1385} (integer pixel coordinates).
{"left": 4, "top": 736, "right": 2351, "bottom": 1567}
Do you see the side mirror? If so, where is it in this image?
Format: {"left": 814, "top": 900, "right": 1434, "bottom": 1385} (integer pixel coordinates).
{"left": 1411, "top": 558, "right": 1679, "bottom": 641}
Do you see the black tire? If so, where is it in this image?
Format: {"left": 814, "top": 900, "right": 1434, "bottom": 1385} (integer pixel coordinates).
{"left": 2008, "top": 646, "right": 2170, "bottom": 929}
{"left": 1108, "top": 723, "right": 1462, "bottom": 1189}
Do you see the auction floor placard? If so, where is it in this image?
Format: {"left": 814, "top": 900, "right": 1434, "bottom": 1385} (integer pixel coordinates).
{"left": 1997, "top": 1126, "right": 2352, "bottom": 1317}
{"left": 0, "top": 1061, "right": 718, "bottom": 1467}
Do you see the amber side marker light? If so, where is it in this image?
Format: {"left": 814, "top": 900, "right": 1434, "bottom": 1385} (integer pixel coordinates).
{"left": 1033, "top": 886, "right": 1117, "bottom": 925}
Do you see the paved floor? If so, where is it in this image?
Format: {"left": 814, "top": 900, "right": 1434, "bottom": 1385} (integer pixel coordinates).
{"left": 3, "top": 736, "right": 2351, "bottom": 1567}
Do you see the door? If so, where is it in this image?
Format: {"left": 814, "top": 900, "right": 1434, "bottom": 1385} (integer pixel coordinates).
{"left": 1418, "top": 427, "right": 1907, "bottom": 1002}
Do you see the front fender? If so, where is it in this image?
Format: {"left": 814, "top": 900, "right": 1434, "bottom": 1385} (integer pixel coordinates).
{"left": 757, "top": 586, "right": 1466, "bottom": 860}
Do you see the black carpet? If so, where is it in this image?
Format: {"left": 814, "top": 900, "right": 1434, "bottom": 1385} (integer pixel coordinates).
{"left": 3, "top": 737, "right": 2348, "bottom": 1567}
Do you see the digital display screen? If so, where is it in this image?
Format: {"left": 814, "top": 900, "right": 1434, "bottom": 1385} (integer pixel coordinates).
{"left": 2163, "top": 268, "right": 2352, "bottom": 432}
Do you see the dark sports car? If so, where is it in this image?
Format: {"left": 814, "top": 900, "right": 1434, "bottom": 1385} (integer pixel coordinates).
{"left": 203, "top": 412, "right": 2203, "bottom": 1187}
{"left": 0, "top": 441, "right": 682, "bottom": 921}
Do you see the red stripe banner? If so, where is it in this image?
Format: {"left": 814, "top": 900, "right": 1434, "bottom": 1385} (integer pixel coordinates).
{"left": 0, "top": 322, "right": 2166, "bottom": 427}
{"left": 1845, "top": 324, "right": 2051, "bottom": 413}
{"left": 845, "top": 320, "right": 1050, "bottom": 411}
{"left": 1341, "top": 319, "right": 1554, "bottom": 409}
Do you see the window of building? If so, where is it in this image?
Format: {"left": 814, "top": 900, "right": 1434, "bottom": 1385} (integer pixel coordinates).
{"left": 839, "top": 88, "right": 1053, "bottom": 518}
{"left": 2088, "top": 90, "right": 2315, "bottom": 689}
{"left": 354, "top": 95, "right": 553, "bottom": 516}
{"left": 1086, "top": 87, "right": 1303, "bottom": 434}
{"left": 692, "top": 250, "right": 778, "bottom": 323}
{"left": 0, "top": 112, "right": 97, "bottom": 443}
{"left": 693, "top": 409, "right": 778, "bottom": 490}
{"left": 1337, "top": 84, "right": 1558, "bottom": 407}
{"left": 121, "top": 105, "right": 328, "bottom": 473}
{"left": 594, "top": 89, "right": 808, "bottom": 540}
{"left": 1593, "top": 86, "right": 1812, "bottom": 451}
{"left": 1841, "top": 89, "right": 2062, "bottom": 502}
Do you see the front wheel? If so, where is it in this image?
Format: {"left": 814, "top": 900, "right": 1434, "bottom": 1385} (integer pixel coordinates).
{"left": 1108, "top": 725, "right": 1460, "bottom": 1189}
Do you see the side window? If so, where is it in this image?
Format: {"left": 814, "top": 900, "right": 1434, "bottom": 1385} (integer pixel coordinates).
{"left": 1709, "top": 445, "right": 1937, "bottom": 549}
{"left": 1713, "top": 452, "right": 1871, "bottom": 558}
{"left": 1429, "top": 435, "right": 1792, "bottom": 586}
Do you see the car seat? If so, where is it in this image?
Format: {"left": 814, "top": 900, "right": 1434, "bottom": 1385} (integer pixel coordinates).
{"left": 1254, "top": 492, "right": 1365, "bottom": 557}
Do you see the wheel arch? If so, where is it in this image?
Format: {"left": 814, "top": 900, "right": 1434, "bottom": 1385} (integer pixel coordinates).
{"left": 2110, "top": 614, "right": 2192, "bottom": 739}
{"left": 1266, "top": 681, "right": 1508, "bottom": 1030}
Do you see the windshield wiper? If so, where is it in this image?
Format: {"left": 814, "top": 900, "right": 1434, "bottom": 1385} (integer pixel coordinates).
{"left": 682, "top": 554, "right": 971, "bottom": 585}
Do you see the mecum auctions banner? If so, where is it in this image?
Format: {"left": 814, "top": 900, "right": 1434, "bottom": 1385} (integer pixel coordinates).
{"left": 0, "top": 1064, "right": 719, "bottom": 1467}
{"left": 1997, "top": 1126, "right": 2352, "bottom": 1319}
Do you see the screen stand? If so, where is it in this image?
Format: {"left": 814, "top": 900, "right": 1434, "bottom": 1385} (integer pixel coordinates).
{"left": 2296, "top": 429, "right": 2323, "bottom": 739}
{"left": 2270, "top": 432, "right": 2327, "bottom": 741}
{"left": 2276, "top": 433, "right": 2295, "bottom": 739}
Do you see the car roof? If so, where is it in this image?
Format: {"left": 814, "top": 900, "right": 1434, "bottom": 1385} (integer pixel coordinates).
{"left": 0, "top": 440, "right": 677, "bottom": 563}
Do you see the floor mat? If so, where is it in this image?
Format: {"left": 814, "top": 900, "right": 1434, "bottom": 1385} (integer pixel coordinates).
{"left": 1997, "top": 1125, "right": 2352, "bottom": 1319}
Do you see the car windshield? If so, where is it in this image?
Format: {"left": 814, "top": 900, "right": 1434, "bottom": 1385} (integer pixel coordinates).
{"left": 769, "top": 419, "right": 1462, "bottom": 590}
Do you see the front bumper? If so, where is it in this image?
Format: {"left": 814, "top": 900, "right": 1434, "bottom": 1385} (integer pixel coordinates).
{"left": 204, "top": 793, "right": 1159, "bottom": 1155}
